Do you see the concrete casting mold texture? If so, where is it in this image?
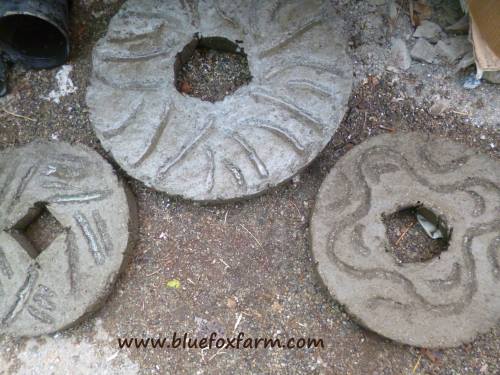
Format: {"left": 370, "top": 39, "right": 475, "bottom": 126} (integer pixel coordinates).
{"left": 310, "top": 132, "right": 500, "bottom": 348}
{"left": 0, "top": 142, "right": 135, "bottom": 337}
{"left": 86, "top": 0, "right": 352, "bottom": 201}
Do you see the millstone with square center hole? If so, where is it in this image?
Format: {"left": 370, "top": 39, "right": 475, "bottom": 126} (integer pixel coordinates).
{"left": 0, "top": 142, "right": 135, "bottom": 336}
{"left": 86, "top": 0, "right": 352, "bottom": 201}
{"left": 311, "top": 132, "right": 500, "bottom": 348}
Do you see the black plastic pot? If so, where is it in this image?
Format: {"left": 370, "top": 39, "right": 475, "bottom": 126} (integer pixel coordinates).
{"left": 0, "top": 0, "right": 70, "bottom": 69}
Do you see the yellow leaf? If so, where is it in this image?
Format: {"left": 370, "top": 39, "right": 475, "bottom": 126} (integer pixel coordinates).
{"left": 166, "top": 279, "right": 181, "bottom": 289}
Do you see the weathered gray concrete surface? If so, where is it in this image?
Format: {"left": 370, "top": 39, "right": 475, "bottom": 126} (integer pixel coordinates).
{"left": 86, "top": 0, "right": 352, "bottom": 201}
{"left": 311, "top": 132, "right": 500, "bottom": 348}
{"left": 0, "top": 142, "right": 135, "bottom": 336}
{"left": 0, "top": 0, "right": 500, "bottom": 373}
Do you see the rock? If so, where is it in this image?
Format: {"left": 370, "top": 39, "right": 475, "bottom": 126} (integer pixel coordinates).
{"left": 413, "top": 20, "right": 443, "bottom": 43}
{"left": 311, "top": 132, "right": 500, "bottom": 348}
{"left": 455, "top": 51, "right": 475, "bottom": 72}
{"left": 86, "top": 0, "right": 353, "bottom": 202}
{"left": 446, "top": 15, "right": 469, "bottom": 34}
{"left": 0, "top": 142, "right": 136, "bottom": 337}
{"left": 429, "top": 99, "right": 450, "bottom": 116}
{"left": 410, "top": 38, "right": 438, "bottom": 64}
{"left": 436, "top": 36, "right": 471, "bottom": 63}
{"left": 484, "top": 71, "right": 500, "bottom": 84}
{"left": 387, "top": 38, "right": 412, "bottom": 71}
{"left": 387, "top": 0, "right": 398, "bottom": 23}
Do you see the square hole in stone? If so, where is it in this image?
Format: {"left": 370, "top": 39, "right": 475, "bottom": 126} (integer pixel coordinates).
{"left": 9, "top": 202, "right": 65, "bottom": 259}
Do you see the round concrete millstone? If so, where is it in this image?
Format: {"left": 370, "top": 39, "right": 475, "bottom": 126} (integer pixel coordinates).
{"left": 311, "top": 132, "right": 500, "bottom": 348}
{"left": 0, "top": 142, "right": 135, "bottom": 336}
{"left": 86, "top": 0, "right": 352, "bottom": 201}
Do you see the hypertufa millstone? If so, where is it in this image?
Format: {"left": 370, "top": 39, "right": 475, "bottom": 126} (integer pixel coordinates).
{"left": 311, "top": 132, "right": 500, "bottom": 348}
{"left": 0, "top": 142, "right": 135, "bottom": 336}
{"left": 86, "top": 0, "right": 352, "bottom": 201}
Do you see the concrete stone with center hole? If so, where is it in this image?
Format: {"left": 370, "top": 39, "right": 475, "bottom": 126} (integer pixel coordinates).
{"left": 0, "top": 142, "right": 136, "bottom": 337}
{"left": 86, "top": 0, "right": 352, "bottom": 201}
{"left": 310, "top": 132, "right": 500, "bottom": 348}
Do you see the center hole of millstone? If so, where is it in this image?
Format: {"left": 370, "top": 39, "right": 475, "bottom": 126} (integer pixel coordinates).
{"left": 9, "top": 202, "right": 65, "bottom": 259}
{"left": 382, "top": 205, "right": 451, "bottom": 264}
{"left": 174, "top": 36, "right": 252, "bottom": 103}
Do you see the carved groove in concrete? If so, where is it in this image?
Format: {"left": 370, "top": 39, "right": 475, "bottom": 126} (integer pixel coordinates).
{"left": 311, "top": 133, "right": 500, "bottom": 348}
{"left": 87, "top": 0, "right": 352, "bottom": 201}
{"left": 0, "top": 142, "right": 135, "bottom": 336}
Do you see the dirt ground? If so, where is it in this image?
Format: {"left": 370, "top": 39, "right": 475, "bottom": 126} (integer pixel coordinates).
{"left": 0, "top": 0, "right": 499, "bottom": 374}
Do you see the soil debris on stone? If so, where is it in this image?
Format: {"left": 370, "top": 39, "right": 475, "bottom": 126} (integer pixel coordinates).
{"left": 382, "top": 207, "right": 448, "bottom": 264}
{"left": 176, "top": 47, "right": 252, "bottom": 103}
{"left": 20, "top": 204, "right": 65, "bottom": 255}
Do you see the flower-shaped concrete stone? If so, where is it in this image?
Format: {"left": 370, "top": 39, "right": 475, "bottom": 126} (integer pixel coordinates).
{"left": 311, "top": 133, "right": 500, "bottom": 348}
